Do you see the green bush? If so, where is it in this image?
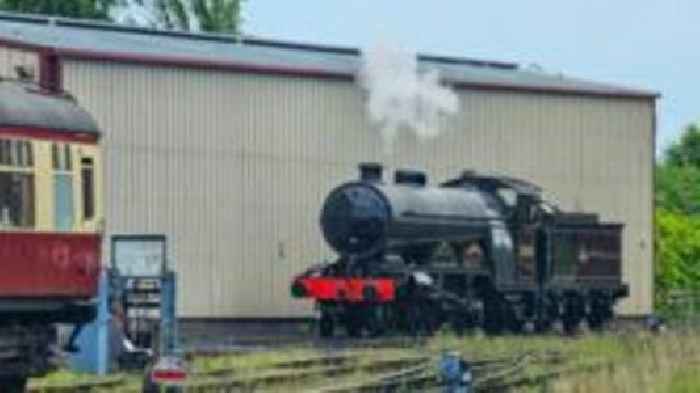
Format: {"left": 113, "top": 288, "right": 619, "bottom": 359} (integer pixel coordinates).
{"left": 654, "top": 209, "right": 700, "bottom": 315}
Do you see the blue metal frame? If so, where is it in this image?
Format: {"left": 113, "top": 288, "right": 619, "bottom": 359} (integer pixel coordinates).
{"left": 68, "top": 271, "right": 111, "bottom": 374}
{"left": 159, "top": 271, "right": 179, "bottom": 357}
{"left": 71, "top": 234, "right": 181, "bottom": 375}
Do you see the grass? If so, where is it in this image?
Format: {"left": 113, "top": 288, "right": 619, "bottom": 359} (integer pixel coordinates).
{"left": 547, "top": 331, "right": 700, "bottom": 393}
{"left": 429, "top": 328, "right": 700, "bottom": 392}
{"left": 28, "top": 330, "right": 700, "bottom": 392}
{"left": 28, "top": 370, "right": 142, "bottom": 392}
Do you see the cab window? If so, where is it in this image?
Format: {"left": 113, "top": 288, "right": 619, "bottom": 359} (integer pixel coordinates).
{"left": 497, "top": 187, "right": 517, "bottom": 208}
{"left": 0, "top": 139, "right": 34, "bottom": 228}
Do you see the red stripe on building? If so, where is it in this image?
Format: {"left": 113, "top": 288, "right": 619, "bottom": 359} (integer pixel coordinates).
{"left": 0, "top": 126, "right": 99, "bottom": 143}
{"left": 0, "top": 37, "right": 659, "bottom": 99}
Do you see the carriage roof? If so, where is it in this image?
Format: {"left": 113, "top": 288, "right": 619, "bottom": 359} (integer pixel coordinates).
{"left": 0, "top": 81, "right": 99, "bottom": 136}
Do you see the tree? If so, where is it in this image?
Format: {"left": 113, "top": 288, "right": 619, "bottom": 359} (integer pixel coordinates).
{"left": 192, "top": 0, "right": 241, "bottom": 33}
{"left": 655, "top": 122, "right": 700, "bottom": 315}
{"left": 666, "top": 123, "right": 700, "bottom": 167}
{"left": 655, "top": 209, "right": 700, "bottom": 313}
{"left": 656, "top": 123, "right": 700, "bottom": 215}
{"left": 0, "top": 0, "right": 244, "bottom": 34}
{"left": 0, "top": 0, "right": 120, "bottom": 20}
{"left": 124, "top": 0, "right": 243, "bottom": 33}
{"left": 656, "top": 165, "right": 700, "bottom": 215}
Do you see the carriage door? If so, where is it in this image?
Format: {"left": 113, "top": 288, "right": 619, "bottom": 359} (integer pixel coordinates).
{"left": 76, "top": 145, "right": 101, "bottom": 232}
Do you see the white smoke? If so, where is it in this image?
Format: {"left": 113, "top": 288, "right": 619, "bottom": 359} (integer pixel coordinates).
{"left": 358, "top": 42, "right": 460, "bottom": 153}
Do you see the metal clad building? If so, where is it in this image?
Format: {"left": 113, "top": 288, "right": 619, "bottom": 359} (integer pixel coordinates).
{"left": 0, "top": 13, "right": 657, "bottom": 317}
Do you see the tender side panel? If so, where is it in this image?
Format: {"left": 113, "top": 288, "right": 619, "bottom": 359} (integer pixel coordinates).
{"left": 548, "top": 225, "right": 623, "bottom": 288}
{"left": 0, "top": 232, "right": 101, "bottom": 298}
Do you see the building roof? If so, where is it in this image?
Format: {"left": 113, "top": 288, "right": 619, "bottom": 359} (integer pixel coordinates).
{"left": 0, "top": 12, "right": 657, "bottom": 99}
{"left": 0, "top": 80, "right": 99, "bottom": 135}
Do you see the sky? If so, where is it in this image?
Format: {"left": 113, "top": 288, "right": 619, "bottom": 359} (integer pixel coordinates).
{"left": 243, "top": 0, "right": 699, "bottom": 155}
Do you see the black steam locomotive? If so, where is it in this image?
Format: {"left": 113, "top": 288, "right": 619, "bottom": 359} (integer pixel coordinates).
{"left": 292, "top": 163, "right": 628, "bottom": 337}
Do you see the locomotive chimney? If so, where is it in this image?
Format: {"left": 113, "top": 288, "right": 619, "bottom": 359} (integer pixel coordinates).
{"left": 359, "top": 162, "right": 383, "bottom": 183}
{"left": 394, "top": 169, "right": 427, "bottom": 186}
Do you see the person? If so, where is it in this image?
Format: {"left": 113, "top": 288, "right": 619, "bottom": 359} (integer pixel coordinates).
{"left": 462, "top": 242, "right": 483, "bottom": 269}
{"left": 439, "top": 351, "right": 472, "bottom": 393}
{"left": 645, "top": 315, "right": 667, "bottom": 334}
{"left": 63, "top": 323, "right": 85, "bottom": 353}
{"left": 109, "top": 301, "right": 152, "bottom": 370}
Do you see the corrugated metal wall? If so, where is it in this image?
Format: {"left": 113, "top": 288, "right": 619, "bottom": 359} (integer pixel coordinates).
{"left": 0, "top": 46, "right": 38, "bottom": 81}
{"left": 61, "top": 60, "right": 654, "bottom": 317}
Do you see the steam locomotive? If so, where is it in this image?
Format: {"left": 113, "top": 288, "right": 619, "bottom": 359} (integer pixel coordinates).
{"left": 292, "top": 163, "right": 628, "bottom": 337}
{"left": 0, "top": 81, "right": 102, "bottom": 392}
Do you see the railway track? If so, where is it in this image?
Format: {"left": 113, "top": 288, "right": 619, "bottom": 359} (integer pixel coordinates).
{"left": 188, "top": 335, "right": 430, "bottom": 357}
{"left": 27, "top": 376, "right": 129, "bottom": 393}
{"left": 189, "top": 354, "right": 429, "bottom": 385}
{"left": 27, "top": 346, "right": 599, "bottom": 393}
{"left": 309, "top": 350, "right": 579, "bottom": 393}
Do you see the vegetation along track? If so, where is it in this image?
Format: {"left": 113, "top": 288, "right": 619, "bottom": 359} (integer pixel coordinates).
{"left": 25, "top": 351, "right": 601, "bottom": 392}
{"left": 34, "top": 332, "right": 654, "bottom": 392}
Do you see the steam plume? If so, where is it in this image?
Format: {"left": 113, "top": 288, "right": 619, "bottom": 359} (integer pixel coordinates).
{"left": 358, "top": 42, "right": 459, "bottom": 153}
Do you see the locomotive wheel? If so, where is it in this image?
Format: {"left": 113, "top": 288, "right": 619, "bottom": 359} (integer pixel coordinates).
{"left": 319, "top": 312, "right": 335, "bottom": 338}
{"left": 1, "top": 376, "right": 27, "bottom": 393}
{"left": 587, "top": 306, "right": 610, "bottom": 331}
{"left": 562, "top": 295, "right": 584, "bottom": 335}
{"left": 586, "top": 314, "right": 603, "bottom": 330}
{"left": 507, "top": 314, "right": 524, "bottom": 334}
{"left": 587, "top": 297, "right": 611, "bottom": 331}
{"left": 563, "top": 317, "right": 580, "bottom": 335}
{"left": 344, "top": 306, "right": 363, "bottom": 338}
{"left": 394, "top": 303, "right": 413, "bottom": 334}
{"left": 364, "top": 306, "right": 386, "bottom": 337}
{"left": 535, "top": 319, "right": 552, "bottom": 333}
{"left": 410, "top": 301, "right": 439, "bottom": 336}
{"left": 483, "top": 297, "right": 505, "bottom": 334}
{"left": 346, "top": 318, "right": 362, "bottom": 338}
{"left": 450, "top": 312, "right": 474, "bottom": 336}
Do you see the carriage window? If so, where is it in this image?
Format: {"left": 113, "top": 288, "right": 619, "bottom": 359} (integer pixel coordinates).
{"left": 52, "top": 143, "right": 72, "bottom": 170}
{"left": 25, "top": 142, "right": 33, "bottom": 166}
{"left": 51, "top": 143, "right": 59, "bottom": 169}
{"left": 0, "top": 173, "right": 35, "bottom": 228}
{"left": 0, "top": 139, "right": 10, "bottom": 165}
{"left": 81, "top": 157, "right": 95, "bottom": 220}
{"left": 0, "top": 140, "right": 32, "bottom": 167}
{"left": 52, "top": 143, "right": 74, "bottom": 230}
{"left": 54, "top": 174, "right": 74, "bottom": 230}
{"left": 0, "top": 139, "right": 35, "bottom": 228}
{"left": 64, "top": 144, "right": 72, "bottom": 171}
